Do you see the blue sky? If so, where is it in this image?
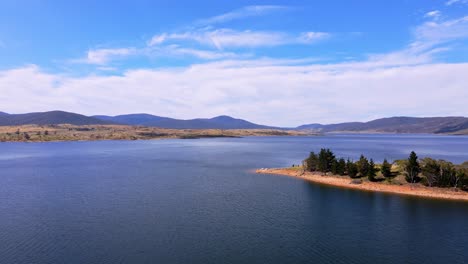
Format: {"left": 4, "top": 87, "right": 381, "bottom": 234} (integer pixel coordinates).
{"left": 0, "top": 0, "right": 467, "bottom": 126}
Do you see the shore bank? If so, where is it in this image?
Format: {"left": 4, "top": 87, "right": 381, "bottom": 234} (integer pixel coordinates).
{"left": 256, "top": 168, "right": 468, "bottom": 202}
{"left": 0, "top": 124, "right": 317, "bottom": 142}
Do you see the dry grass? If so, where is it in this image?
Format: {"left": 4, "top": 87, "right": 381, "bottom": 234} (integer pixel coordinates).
{"left": 0, "top": 124, "right": 316, "bottom": 142}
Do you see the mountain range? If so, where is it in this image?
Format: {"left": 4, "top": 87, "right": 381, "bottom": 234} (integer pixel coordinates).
{"left": 298, "top": 116, "right": 468, "bottom": 134}
{"left": 92, "top": 114, "right": 274, "bottom": 129}
{"left": 0, "top": 110, "right": 467, "bottom": 134}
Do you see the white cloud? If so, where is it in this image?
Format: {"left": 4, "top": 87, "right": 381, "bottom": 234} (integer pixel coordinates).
{"left": 149, "top": 29, "right": 330, "bottom": 49}
{"left": 424, "top": 10, "right": 441, "bottom": 20}
{"left": 298, "top": 32, "right": 331, "bottom": 43}
{"left": 415, "top": 16, "right": 468, "bottom": 43}
{"left": 156, "top": 45, "right": 248, "bottom": 60}
{"left": 196, "top": 5, "right": 287, "bottom": 25}
{"left": 445, "top": 0, "right": 468, "bottom": 5}
{"left": 1, "top": 59, "right": 467, "bottom": 126}
{"left": 147, "top": 34, "right": 167, "bottom": 46}
{"left": 75, "top": 48, "right": 137, "bottom": 65}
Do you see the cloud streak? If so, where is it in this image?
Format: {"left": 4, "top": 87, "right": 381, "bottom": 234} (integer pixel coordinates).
{"left": 196, "top": 5, "right": 288, "bottom": 25}
{"left": 445, "top": 0, "right": 468, "bottom": 5}
{"left": 148, "top": 29, "right": 330, "bottom": 49}
{"left": 73, "top": 48, "right": 137, "bottom": 65}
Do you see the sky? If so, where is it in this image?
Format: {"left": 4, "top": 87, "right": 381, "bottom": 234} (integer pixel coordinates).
{"left": 0, "top": 0, "right": 467, "bottom": 126}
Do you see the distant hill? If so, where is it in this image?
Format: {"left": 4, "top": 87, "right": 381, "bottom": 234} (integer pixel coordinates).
{"left": 0, "top": 111, "right": 111, "bottom": 126}
{"left": 298, "top": 117, "right": 468, "bottom": 134}
{"left": 1, "top": 111, "right": 467, "bottom": 134}
{"left": 93, "top": 114, "right": 275, "bottom": 129}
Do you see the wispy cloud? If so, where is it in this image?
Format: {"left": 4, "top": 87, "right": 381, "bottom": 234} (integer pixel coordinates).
{"left": 415, "top": 16, "right": 468, "bottom": 43}
{"left": 148, "top": 29, "right": 330, "bottom": 49}
{"left": 73, "top": 48, "right": 137, "bottom": 65}
{"left": 424, "top": 10, "right": 441, "bottom": 20}
{"left": 445, "top": 0, "right": 468, "bottom": 5}
{"left": 298, "top": 32, "right": 331, "bottom": 43}
{"left": 196, "top": 5, "right": 288, "bottom": 26}
{"left": 155, "top": 45, "right": 248, "bottom": 60}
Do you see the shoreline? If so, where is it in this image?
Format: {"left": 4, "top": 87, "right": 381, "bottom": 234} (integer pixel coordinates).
{"left": 256, "top": 168, "right": 468, "bottom": 202}
{"left": 0, "top": 124, "right": 317, "bottom": 143}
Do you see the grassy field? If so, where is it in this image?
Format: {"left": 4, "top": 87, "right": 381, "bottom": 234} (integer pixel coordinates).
{"left": 0, "top": 124, "right": 316, "bottom": 142}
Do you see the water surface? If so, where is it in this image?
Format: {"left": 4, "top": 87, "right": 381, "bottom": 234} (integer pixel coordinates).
{"left": 0, "top": 134, "right": 467, "bottom": 263}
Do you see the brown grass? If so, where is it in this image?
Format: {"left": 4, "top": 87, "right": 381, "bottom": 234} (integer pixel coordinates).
{"left": 0, "top": 124, "right": 316, "bottom": 142}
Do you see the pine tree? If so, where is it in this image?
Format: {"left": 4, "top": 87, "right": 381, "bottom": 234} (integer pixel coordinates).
{"left": 357, "top": 154, "right": 370, "bottom": 177}
{"left": 381, "top": 159, "right": 392, "bottom": 178}
{"left": 346, "top": 159, "right": 359, "bottom": 178}
{"left": 337, "top": 158, "right": 346, "bottom": 176}
{"left": 305, "top": 152, "right": 319, "bottom": 171}
{"left": 317, "top": 148, "right": 336, "bottom": 173}
{"left": 405, "top": 151, "right": 421, "bottom": 183}
{"left": 367, "top": 159, "right": 377, "bottom": 181}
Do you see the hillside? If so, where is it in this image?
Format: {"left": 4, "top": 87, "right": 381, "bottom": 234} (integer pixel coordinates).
{"left": 0, "top": 111, "right": 111, "bottom": 126}
{"left": 298, "top": 117, "right": 468, "bottom": 134}
{"left": 93, "top": 114, "right": 275, "bottom": 129}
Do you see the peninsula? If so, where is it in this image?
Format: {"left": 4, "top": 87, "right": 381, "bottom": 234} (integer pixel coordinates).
{"left": 257, "top": 149, "right": 468, "bottom": 202}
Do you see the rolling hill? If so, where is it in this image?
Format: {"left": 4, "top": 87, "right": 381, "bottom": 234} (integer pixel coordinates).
{"left": 0, "top": 111, "right": 111, "bottom": 126}
{"left": 1, "top": 111, "right": 467, "bottom": 134}
{"left": 298, "top": 117, "right": 468, "bottom": 134}
{"left": 93, "top": 114, "right": 275, "bottom": 129}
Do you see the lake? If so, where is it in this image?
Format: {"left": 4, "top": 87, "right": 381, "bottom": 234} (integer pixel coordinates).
{"left": 1, "top": 134, "right": 467, "bottom": 263}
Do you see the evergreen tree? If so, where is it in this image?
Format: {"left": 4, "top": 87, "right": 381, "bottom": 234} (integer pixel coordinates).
{"left": 357, "top": 154, "right": 370, "bottom": 177}
{"left": 336, "top": 158, "right": 346, "bottom": 176}
{"left": 381, "top": 159, "right": 392, "bottom": 178}
{"left": 405, "top": 151, "right": 421, "bottom": 183}
{"left": 346, "top": 159, "right": 359, "bottom": 178}
{"left": 331, "top": 160, "right": 339, "bottom": 175}
{"left": 304, "top": 152, "right": 319, "bottom": 171}
{"left": 317, "top": 148, "right": 336, "bottom": 173}
{"left": 367, "top": 159, "right": 377, "bottom": 181}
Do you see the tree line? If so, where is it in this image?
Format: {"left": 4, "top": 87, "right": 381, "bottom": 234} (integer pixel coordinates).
{"left": 303, "top": 148, "right": 468, "bottom": 190}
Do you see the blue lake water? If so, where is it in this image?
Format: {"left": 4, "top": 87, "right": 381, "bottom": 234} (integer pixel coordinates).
{"left": 0, "top": 134, "right": 468, "bottom": 263}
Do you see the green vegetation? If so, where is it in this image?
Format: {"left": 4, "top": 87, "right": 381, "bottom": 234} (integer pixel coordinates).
{"left": 303, "top": 148, "right": 468, "bottom": 191}
{"left": 405, "top": 151, "right": 421, "bottom": 183}
{"left": 381, "top": 159, "right": 392, "bottom": 178}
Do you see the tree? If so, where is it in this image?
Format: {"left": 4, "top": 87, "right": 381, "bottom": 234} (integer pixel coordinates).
{"left": 421, "top": 158, "right": 440, "bottom": 187}
{"left": 317, "top": 148, "right": 336, "bottom": 173}
{"left": 336, "top": 158, "right": 346, "bottom": 176}
{"left": 439, "top": 160, "right": 456, "bottom": 187}
{"left": 405, "top": 151, "right": 421, "bottom": 183}
{"left": 367, "top": 159, "right": 377, "bottom": 181}
{"left": 356, "top": 154, "right": 370, "bottom": 177}
{"left": 331, "top": 160, "right": 339, "bottom": 175}
{"left": 304, "top": 152, "right": 319, "bottom": 172}
{"left": 454, "top": 168, "right": 466, "bottom": 189}
{"left": 381, "top": 159, "right": 392, "bottom": 178}
{"left": 346, "top": 159, "right": 359, "bottom": 178}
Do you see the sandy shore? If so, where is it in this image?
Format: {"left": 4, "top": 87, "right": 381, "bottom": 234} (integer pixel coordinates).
{"left": 256, "top": 168, "right": 468, "bottom": 202}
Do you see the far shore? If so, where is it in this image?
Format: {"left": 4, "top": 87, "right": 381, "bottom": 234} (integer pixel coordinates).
{"left": 256, "top": 167, "right": 468, "bottom": 202}
{"left": 0, "top": 124, "right": 318, "bottom": 143}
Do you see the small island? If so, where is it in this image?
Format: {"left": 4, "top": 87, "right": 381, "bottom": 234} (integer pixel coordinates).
{"left": 257, "top": 149, "right": 468, "bottom": 201}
